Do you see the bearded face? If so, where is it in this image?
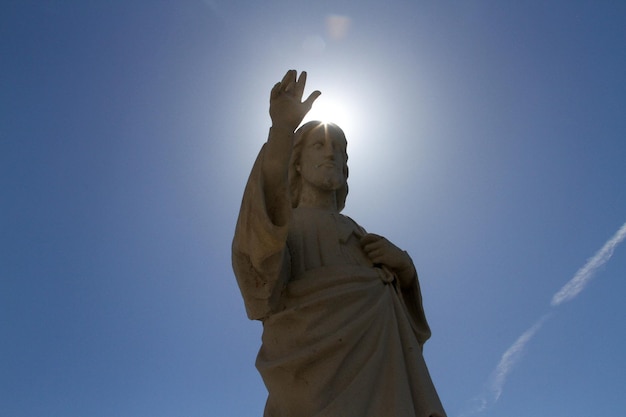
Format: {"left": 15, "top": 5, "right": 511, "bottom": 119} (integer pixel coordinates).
{"left": 296, "top": 126, "right": 347, "bottom": 193}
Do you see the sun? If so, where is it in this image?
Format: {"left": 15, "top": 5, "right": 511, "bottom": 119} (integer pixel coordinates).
{"left": 299, "top": 84, "right": 377, "bottom": 174}
{"left": 302, "top": 95, "right": 357, "bottom": 139}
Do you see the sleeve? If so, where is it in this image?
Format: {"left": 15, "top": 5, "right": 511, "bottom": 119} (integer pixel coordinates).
{"left": 399, "top": 268, "right": 433, "bottom": 349}
{"left": 232, "top": 145, "right": 291, "bottom": 320}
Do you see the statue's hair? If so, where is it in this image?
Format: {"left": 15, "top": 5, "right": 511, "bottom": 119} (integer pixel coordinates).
{"left": 288, "top": 121, "right": 349, "bottom": 212}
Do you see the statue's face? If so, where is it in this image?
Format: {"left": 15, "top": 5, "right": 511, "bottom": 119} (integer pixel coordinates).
{"left": 298, "top": 126, "right": 347, "bottom": 192}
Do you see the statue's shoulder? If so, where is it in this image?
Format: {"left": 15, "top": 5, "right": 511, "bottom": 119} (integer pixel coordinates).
{"left": 337, "top": 213, "right": 367, "bottom": 237}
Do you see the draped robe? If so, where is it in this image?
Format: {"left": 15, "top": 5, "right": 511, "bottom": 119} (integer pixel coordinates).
{"left": 232, "top": 146, "right": 447, "bottom": 417}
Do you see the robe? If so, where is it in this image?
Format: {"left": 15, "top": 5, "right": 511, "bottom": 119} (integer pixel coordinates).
{"left": 232, "top": 146, "right": 447, "bottom": 417}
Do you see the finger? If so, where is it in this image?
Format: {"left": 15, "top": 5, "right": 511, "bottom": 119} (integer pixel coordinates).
{"left": 282, "top": 70, "right": 296, "bottom": 91}
{"left": 303, "top": 90, "right": 322, "bottom": 109}
{"left": 270, "top": 82, "right": 281, "bottom": 99}
{"left": 280, "top": 69, "right": 295, "bottom": 86}
{"left": 294, "top": 71, "right": 307, "bottom": 98}
{"left": 284, "top": 81, "right": 296, "bottom": 93}
{"left": 367, "top": 248, "right": 385, "bottom": 259}
{"left": 362, "top": 240, "right": 383, "bottom": 252}
{"left": 368, "top": 251, "right": 388, "bottom": 265}
{"left": 361, "top": 233, "right": 383, "bottom": 245}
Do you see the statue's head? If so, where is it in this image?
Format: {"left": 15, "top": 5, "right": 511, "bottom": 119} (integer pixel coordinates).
{"left": 289, "top": 121, "right": 349, "bottom": 212}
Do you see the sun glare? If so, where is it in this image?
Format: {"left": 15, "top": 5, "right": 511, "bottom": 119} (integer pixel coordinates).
{"left": 303, "top": 96, "right": 357, "bottom": 138}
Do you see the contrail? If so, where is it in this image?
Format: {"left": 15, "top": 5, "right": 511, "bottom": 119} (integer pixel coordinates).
{"left": 551, "top": 221, "right": 626, "bottom": 306}
{"left": 460, "top": 315, "right": 550, "bottom": 417}
{"left": 487, "top": 314, "right": 550, "bottom": 402}
{"left": 461, "top": 221, "right": 625, "bottom": 416}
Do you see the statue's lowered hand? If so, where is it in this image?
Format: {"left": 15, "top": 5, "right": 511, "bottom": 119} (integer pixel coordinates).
{"left": 361, "top": 233, "right": 416, "bottom": 287}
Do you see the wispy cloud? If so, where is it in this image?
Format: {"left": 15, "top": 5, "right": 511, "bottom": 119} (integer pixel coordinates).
{"left": 486, "top": 314, "right": 550, "bottom": 402}
{"left": 461, "top": 315, "right": 550, "bottom": 417}
{"left": 462, "top": 221, "right": 626, "bottom": 416}
{"left": 551, "top": 221, "right": 626, "bottom": 306}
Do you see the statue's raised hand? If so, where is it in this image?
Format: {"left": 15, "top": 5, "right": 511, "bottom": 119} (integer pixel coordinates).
{"left": 270, "top": 70, "right": 321, "bottom": 131}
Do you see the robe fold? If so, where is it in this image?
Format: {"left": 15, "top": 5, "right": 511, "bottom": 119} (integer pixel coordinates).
{"left": 232, "top": 146, "right": 447, "bottom": 417}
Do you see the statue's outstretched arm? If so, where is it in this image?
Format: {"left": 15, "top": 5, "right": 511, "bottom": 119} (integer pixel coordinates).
{"left": 262, "top": 70, "right": 320, "bottom": 225}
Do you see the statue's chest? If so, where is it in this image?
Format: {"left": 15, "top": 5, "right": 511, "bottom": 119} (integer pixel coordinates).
{"left": 287, "top": 209, "right": 372, "bottom": 273}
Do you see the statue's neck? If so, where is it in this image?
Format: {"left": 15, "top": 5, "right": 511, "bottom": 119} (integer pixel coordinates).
{"left": 297, "top": 182, "right": 338, "bottom": 212}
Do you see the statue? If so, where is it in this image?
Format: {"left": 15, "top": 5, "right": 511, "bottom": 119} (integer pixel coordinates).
{"left": 232, "top": 70, "right": 447, "bottom": 417}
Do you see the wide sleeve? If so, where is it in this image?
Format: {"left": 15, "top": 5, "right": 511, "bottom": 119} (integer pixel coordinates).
{"left": 232, "top": 145, "right": 291, "bottom": 320}
{"left": 399, "top": 266, "right": 433, "bottom": 349}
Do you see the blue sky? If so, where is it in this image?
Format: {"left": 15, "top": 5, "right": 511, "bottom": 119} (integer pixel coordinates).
{"left": 2, "top": 1, "right": 625, "bottom": 416}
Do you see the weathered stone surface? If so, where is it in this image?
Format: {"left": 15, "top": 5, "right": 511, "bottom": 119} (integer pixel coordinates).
{"left": 232, "top": 70, "right": 446, "bottom": 417}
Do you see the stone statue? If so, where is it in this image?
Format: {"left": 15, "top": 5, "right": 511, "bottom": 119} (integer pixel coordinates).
{"left": 232, "top": 70, "right": 447, "bottom": 417}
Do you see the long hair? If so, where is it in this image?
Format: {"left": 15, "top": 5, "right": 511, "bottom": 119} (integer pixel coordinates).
{"left": 288, "top": 121, "right": 349, "bottom": 212}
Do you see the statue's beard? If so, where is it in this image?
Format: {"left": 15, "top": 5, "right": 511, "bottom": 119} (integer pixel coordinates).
{"left": 312, "top": 170, "right": 345, "bottom": 191}
{"left": 299, "top": 161, "right": 346, "bottom": 193}
{"left": 324, "top": 175, "right": 344, "bottom": 191}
